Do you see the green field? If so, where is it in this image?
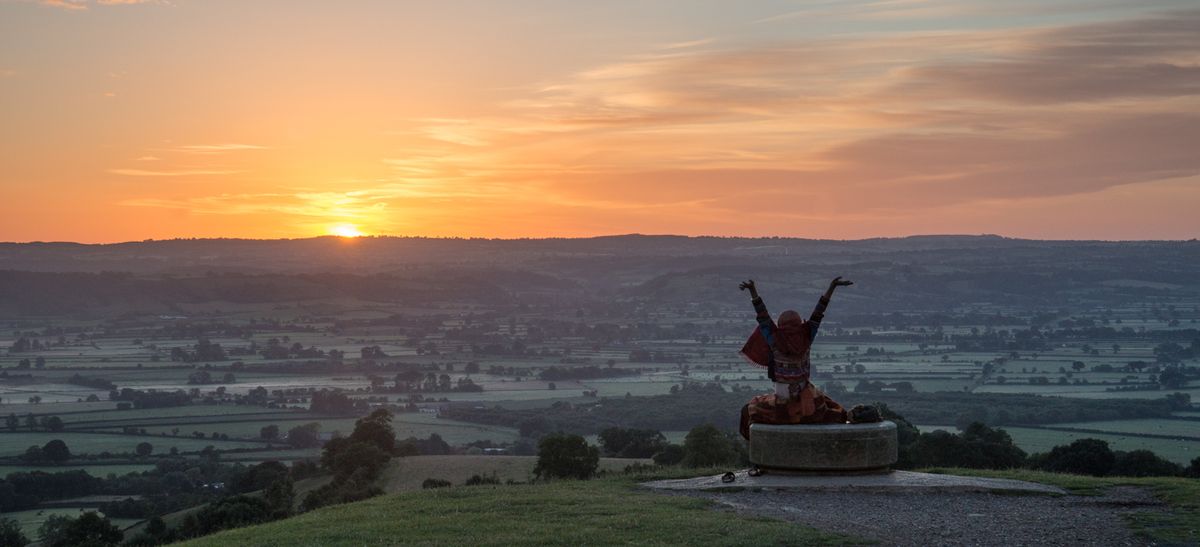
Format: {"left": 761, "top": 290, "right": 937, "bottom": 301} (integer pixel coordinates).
{"left": 0, "top": 432, "right": 271, "bottom": 458}
{"left": 0, "top": 463, "right": 155, "bottom": 476}
{"left": 1001, "top": 427, "right": 1198, "bottom": 464}
{"left": 913, "top": 424, "right": 1200, "bottom": 464}
{"left": 1050, "top": 419, "right": 1200, "bottom": 439}
{"left": 55, "top": 405, "right": 304, "bottom": 424}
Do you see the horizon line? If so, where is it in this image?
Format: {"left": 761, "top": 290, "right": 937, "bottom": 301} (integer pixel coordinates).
{"left": 2, "top": 233, "right": 1198, "bottom": 246}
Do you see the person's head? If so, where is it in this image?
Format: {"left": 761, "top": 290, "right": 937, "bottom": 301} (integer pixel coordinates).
{"left": 774, "top": 309, "right": 811, "bottom": 355}
{"left": 777, "top": 310, "right": 804, "bottom": 329}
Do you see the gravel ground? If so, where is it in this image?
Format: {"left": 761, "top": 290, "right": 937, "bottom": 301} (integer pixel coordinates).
{"left": 665, "top": 486, "right": 1168, "bottom": 546}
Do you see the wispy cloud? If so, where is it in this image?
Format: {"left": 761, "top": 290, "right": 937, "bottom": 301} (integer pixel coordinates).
{"left": 109, "top": 5, "right": 1200, "bottom": 239}
{"left": 37, "top": 0, "right": 160, "bottom": 9}
{"left": 108, "top": 168, "right": 241, "bottom": 177}
{"left": 376, "top": 7, "right": 1200, "bottom": 218}
{"left": 171, "top": 143, "right": 270, "bottom": 154}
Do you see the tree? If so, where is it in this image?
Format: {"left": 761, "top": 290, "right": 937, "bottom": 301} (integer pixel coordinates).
{"left": 263, "top": 477, "right": 295, "bottom": 518}
{"left": 533, "top": 433, "right": 599, "bottom": 480}
{"left": 0, "top": 517, "right": 28, "bottom": 547}
{"left": 908, "top": 423, "right": 1026, "bottom": 469}
{"left": 286, "top": 423, "right": 322, "bottom": 448}
{"left": 39, "top": 512, "right": 122, "bottom": 547}
{"left": 1032, "top": 438, "right": 1115, "bottom": 476}
{"left": 681, "top": 424, "right": 737, "bottom": 468}
{"left": 1158, "top": 366, "right": 1187, "bottom": 389}
{"left": 330, "top": 442, "right": 390, "bottom": 480}
{"left": 1186, "top": 456, "right": 1200, "bottom": 478}
{"left": 5, "top": 414, "right": 17, "bottom": 432}
{"left": 597, "top": 427, "right": 666, "bottom": 458}
{"left": 179, "top": 495, "right": 273, "bottom": 538}
{"left": 135, "top": 442, "right": 154, "bottom": 457}
{"left": 21, "top": 446, "right": 43, "bottom": 463}
{"left": 1111, "top": 450, "right": 1182, "bottom": 477}
{"left": 260, "top": 424, "right": 280, "bottom": 440}
{"left": 652, "top": 444, "right": 685, "bottom": 466}
{"left": 41, "top": 439, "right": 71, "bottom": 464}
{"left": 348, "top": 408, "right": 396, "bottom": 454}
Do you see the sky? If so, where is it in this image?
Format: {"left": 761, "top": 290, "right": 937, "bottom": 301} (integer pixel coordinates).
{"left": 1, "top": 0, "right": 1198, "bottom": 242}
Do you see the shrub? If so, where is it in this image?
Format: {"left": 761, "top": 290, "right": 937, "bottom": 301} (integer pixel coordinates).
{"left": 1031, "top": 438, "right": 1115, "bottom": 476}
{"left": 681, "top": 424, "right": 738, "bottom": 468}
{"left": 652, "top": 444, "right": 685, "bottom": 466}
{"left": 1111, "top": 450, "right": 1183, "bottom": 477}
{"left": 422, "top": 478, "right": 452, "bottom": 489}
{"left": 464, "top": 473, "right": 501, "bottom": 486}
{"left": 533, "top": 433, "right": 599, "bottom": 480}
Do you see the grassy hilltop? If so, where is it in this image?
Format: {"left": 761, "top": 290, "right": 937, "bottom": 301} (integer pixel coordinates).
{"left": 174, "top": 467, "right": 1199, "bottom": 547}
{"left": 177, "top": 471, "right": 857, "bottom": 547}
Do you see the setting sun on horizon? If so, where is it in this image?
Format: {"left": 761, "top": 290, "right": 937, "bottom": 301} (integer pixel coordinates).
{"left": 1, "top": 1, "right": 1198, "bottom": 243}
{"left": 329, "top": 224, "right": 365, "bottom": 238}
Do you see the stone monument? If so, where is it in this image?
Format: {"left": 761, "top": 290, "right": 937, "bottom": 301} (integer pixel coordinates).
{"left": 748, "top": 421, "right": 898, "bottom": 473}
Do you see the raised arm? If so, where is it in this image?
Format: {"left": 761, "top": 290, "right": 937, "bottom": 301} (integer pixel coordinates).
{"left": 809, "top": 276, "right": 853, "bottom": 339}
{"left": 739, "top": 279, "right": 773, "bottom": 329}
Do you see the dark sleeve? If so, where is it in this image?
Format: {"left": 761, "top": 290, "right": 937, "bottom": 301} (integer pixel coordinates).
{"left": 808, "top": 295, "right": 830, "bottom": 340}
{"left": 752, "top": 297, "right": 775, "bottom": 335}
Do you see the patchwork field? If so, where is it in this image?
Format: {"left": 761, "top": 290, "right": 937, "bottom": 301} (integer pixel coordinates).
{"left": 916, "top": 424, "right": 1200, "bottom": 464}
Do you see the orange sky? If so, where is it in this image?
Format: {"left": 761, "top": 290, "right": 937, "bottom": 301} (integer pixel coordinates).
{"left": 1, "top": 0, "right": 1198, "bottom": 242}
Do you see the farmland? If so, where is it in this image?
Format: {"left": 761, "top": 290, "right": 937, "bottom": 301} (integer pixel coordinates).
{"left": 0, "top": 236, "right": 1197, "bottom": 542}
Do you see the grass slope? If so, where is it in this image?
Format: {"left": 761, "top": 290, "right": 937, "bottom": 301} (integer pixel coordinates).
{"left": 178, "top": 474, "right": 860, "bottom": 547}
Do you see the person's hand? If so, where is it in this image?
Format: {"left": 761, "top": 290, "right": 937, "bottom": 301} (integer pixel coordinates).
{"left": 738, "top": 280, "right": 756, "bottom": 292}
{"left": 830, "top": 276, "right": 854, "bottom": 288}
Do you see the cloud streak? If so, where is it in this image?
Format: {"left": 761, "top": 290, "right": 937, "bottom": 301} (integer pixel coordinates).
{"left": 37, "top": 0, "right": 159, "bottom": 9}
{"left": 109, "top": 168, "right": 241, "bottom": 177}
{"left": 108, "top": 4, "right": 1200, "bottom": 239}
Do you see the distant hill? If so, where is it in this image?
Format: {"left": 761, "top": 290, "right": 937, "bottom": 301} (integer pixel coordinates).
{"left": 1, "top": 235, "right": 1197, "bottom": 316}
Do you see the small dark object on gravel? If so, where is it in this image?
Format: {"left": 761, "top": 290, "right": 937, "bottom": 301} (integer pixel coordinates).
{"left": 721, "top": 472, "right": 736, "bottom": 483}
{"left": 848, "top": 404, "right": 882, "bottom": 423}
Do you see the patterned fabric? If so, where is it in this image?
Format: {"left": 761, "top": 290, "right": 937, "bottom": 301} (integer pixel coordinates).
{"left": 739, "top": 383, "right": 848, "bottom": 439}
{"left": 738, "top": 294, "right": 830, "bottom": 383}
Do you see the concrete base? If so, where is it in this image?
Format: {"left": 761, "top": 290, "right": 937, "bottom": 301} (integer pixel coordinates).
{"left": 642, "top": 470, "right": 1066, "bottom": 495}
{"left": 749, "top": 421, "right": 898, "bottom": 472}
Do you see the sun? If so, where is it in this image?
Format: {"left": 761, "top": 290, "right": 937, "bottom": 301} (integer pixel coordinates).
{"left": 329, "top": 224, "right": 365, "bottom": 238}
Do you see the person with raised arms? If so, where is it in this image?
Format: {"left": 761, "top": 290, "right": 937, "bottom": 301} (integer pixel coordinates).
{"left": 737, "top": 277, "right": 854, "bottom": 440}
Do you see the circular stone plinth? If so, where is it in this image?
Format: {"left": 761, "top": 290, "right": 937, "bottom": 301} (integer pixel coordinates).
{"left": 749, "top": 421, "right": 898, "bottom": 472}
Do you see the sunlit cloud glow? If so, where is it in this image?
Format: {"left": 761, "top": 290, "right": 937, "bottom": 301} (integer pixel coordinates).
{"left": 2, "top": 1, "right": 1198, "bottom": 242}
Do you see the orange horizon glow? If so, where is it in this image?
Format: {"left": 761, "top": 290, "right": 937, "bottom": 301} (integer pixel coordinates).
{"left": 1, "top": 1, "right": 1198, "bottom": 243}
{"left": 328, "top": 224, "right": 365, "bottom": 238}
